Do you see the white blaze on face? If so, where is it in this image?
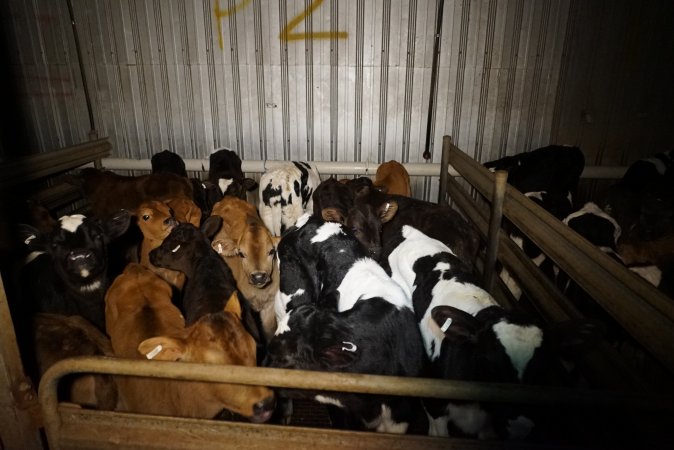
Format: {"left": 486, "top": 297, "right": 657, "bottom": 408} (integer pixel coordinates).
{"left": 310, "top": 221, "right": 343, "bottom": 243}
{"left": 218, "top": 178, "right": 234, "bottom": 195}
{"left": 492, "top": 320, "right": 543, "bottom": 380}
{"left": 60, "top": 214, "right": 86, "bottom": 233}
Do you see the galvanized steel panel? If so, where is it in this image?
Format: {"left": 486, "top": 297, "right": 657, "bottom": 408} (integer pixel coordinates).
{"left": 7, "top": 0, "right": 671, "bottom": 199}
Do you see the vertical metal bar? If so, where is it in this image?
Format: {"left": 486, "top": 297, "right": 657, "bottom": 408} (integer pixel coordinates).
{"left": 483, "top": 170, "right": 508, "bottom": 292}
{"left": 66, "top": 0, "right": 97, "bottom": 140}
{"left": 423, "top": 0, "right": 445, "bottom": 161}
{"left": 438, "top": 135, "right": 451, "bottom": 204}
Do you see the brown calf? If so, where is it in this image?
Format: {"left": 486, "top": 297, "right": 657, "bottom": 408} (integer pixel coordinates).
{"left": 374, "top": 160, "right": 412, "bottom": 197}
{"left": 33, "top": 313, "right": 117, "bottom": 410}
{"left": 72, "top": 168, "right": 193, "bottom": 220}
{"left": 105, "top": 263, "right": 274, "bottom": 421}
{"left": 210, "top": 197, "right": 280, "bottom": 340}
{"left": 133, "top": 201, "right": 184, "bottom": 290}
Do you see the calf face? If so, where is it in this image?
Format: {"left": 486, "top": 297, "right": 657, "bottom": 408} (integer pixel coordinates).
{"left": 18, "top": 211, "right": 131, "bottom": 330}
{"left": 134, "top": 201, "right": 179, "bottom": 243}
{"left": 346, "top": 198, "right": 398, "bottom": 259}
{"left": 165, "top": 197, "right": 202, "bottom": 227}
{"left": 210, "top": 197, "right": 279, "bottom": 289}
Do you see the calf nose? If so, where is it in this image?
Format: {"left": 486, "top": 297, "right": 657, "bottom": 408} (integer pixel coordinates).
{"left": 250, "top": 272, "right": 270, "bottom": 287}
{"left": 251, "top": 395, "right": 276, "bottom": 423}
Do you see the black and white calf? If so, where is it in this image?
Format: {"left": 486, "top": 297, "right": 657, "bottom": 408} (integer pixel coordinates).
{"left": 16, "top": 211, "right": 131, "bottom": 332}
{"left": 259, "top": 162, "right": 321, "bottom": 236}
{"left": 208, "top": 148, "right": 258, "bottom": 199}
{"left": 388, "top": 225, "right": 551, "bottom": 439}
{"left": 268, "top": 214, "right": 427, "bottom": 433}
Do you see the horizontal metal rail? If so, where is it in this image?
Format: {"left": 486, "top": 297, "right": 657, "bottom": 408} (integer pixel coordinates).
{"left": 445, "top": 140, "right": 674, "bottom": 376}
{"left": 100, "top": 157, "right": 627, "bottom": 179}
{"left": 0, "top": 139, "right": 111, "bottom": 188}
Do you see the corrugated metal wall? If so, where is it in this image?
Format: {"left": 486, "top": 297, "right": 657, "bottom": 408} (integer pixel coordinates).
{"left": 3, "top": 0, "right": 674, "bottom": 193}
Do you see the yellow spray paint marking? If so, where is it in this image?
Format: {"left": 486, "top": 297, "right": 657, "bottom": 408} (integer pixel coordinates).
{"left": 280, "top": 0, "right": 348, "bottom": 42}
{"left": 214, "top": 0, "right": 252, "bottom": 50}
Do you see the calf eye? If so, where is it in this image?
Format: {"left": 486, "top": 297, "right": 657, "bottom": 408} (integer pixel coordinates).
{"left": 238, "top": 250, "right": 246, "bottom": 258}
{"left": 268, "top": 248, "right": 276, "bottom": 257}
{"left": 142, "top": 215, "right": 150, "bottom": 221}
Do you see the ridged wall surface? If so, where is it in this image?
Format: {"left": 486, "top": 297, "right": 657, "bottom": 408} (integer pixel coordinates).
{"left": 4, "top": 0, "right": 674, "bottom": 196}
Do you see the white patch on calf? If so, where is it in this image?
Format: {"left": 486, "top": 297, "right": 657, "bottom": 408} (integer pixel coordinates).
{"left": 644, "top": 157, "right": 668, "bottom": 175}
{"left": 336, "top": 258, "right": 412, "bottom": 312}
{"left": 217, "top": 178, "right": 234, "bottom": 195}
{"left": 446, "top": 402, "right": 495, "bottom": 439}
{"left": 426, "top": 411, "right": 450, "bottom": 437}
{"left": 310, "top": 221, "right": 343, "bottom": 243}
{"left": 524, "top": 191, "right": 545, "bottom": 201}
{"left": 24, "top": 251, "right": 45, "bottom": 265}
{"left": 499, "top": 267, "right": 523, "bottom": 300}
{"left": 294, "top": 212, "right": 311, "bottom": 229}
{"left": 60, "top": 214, "right": 86, "bottom": 233}
{"left": 364, "top": 404, "right": 409, "bottom": 434}
{"left": 275, "top": 309, "right": 293, "bottom": 336}
{"left": 507, "top": 415, "right": 535, "bottom": 439}
{"left": 388, "top": 225, "right": 453, "bottom": 299}
{"left": 629, "top": 265, "right": 662, "bottom": 287}
{"left": 492, "top": 320, "right": 543, "bottom": 380}
{"left": 564, "top": 202, "right": 622, "bottom": 245}
{"left": 314, "top": 395, "right": 345, "bottom": 408}
{"left": 79, "top": 280, "right": 102, "bottom": 293}
{"left": 421, "top": 278, "right": 497, "bottom": 360}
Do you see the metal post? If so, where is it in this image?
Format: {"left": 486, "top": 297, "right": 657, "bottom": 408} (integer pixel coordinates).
{"left": 482, "top": 170, "right": 508, "bottom": 292}
{"left": 438, "top": 135, "right": 451, "bottom": 204}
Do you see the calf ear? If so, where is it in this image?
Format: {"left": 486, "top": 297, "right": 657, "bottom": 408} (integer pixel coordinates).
{"left": 212, "top": 238, "right": 238, "bottom": 257}
{"left": 138, "top": 336, "right": 186, "bottom": 361}
{"left": 201, "top": 215, "right": 223, "bottom": 239}
{"left": 318, "top": 341, "right": 359, "bottom": 368}
{"left": 322, "top": 207, "right": 345, "bottom": 224}
{"left": 242, "top": 178, "right": 258, "bottom": 191}
{"left": 431, "top": 305, "right": 479, "bottom": 341}
{"left": 224, "top": 292, "right": 242, "bottom": 320}
{"left": 378, "top": 201, "right": 398, "bottom": 223}
{"left": 17, "top": 224, "right": 46, "bottom": 252}
{"left": 105, "top": 210, "right": 132, "bottom": 240}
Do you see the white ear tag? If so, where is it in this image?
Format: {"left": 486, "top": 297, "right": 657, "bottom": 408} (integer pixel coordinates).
{"left": 146, "top": 344, "right": 163, "bottom": 360}
{"left": 24, "top": 234, "right": 36, "bottom": 245}
{"left": 171, "top": 244, "right": 181, "bottom": 253}
{"left": 216, "top": 243, "right": 223, "bottom": 254}
{"left": 341, "top": 341, "right": 357, "bottom": 352}
{"left": 440, "top": 318, "right": 453, "bottom": 332}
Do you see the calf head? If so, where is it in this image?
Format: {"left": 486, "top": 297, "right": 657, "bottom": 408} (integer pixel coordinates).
{"left": 138, "top": 292, "right": 275, "bottom": 423}
{"left": 20, "top": 211, "right": 130, "bottom": 292}
{"left": 148, "top": 217, "right": 223, "bottom": 276}
{"left": 313, "top": 177, "right": 354, "bottom": 224}
{"left": 346, "top": 198, "right": 398, "bottom": 259}
{"left": 134, "top": 201, "right": 178, "bottom": 242}
{"left": 165, "top": 197, "right": 202, "bottom": 227}
{"left": 151, "top": 149, "right": 187, "bottom": 177}
{"left": 208, "top": 148, "right": 258, "bottom": 199}
{"left": 212, "top": 217, "right": 280, "bottom": 288}
{"left": 266, "top": 303, "right": 359, "bottom": 371}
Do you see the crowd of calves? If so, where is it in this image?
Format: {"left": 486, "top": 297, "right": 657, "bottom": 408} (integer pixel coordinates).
{"left": 9, "top": 146, "right": 664, "bottom": 442}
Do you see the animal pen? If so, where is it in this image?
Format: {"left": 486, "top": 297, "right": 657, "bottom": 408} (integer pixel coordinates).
{"left": 0, "top": 136, "right": 673, "bottom": 449}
